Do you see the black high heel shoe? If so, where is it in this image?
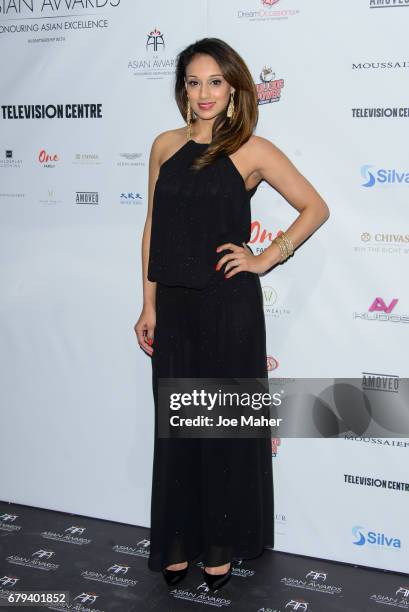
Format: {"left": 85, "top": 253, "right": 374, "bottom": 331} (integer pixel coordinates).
{"left": 202, "top": 563, "right": 232, "bottom": 592}
{"left": 162, "top": 561, "right": 189, "bottom": 586}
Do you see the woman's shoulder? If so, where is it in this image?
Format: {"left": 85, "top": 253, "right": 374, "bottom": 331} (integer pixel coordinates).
{"left": 242, "top": 134, "right": 280, "bottom": 155}
{"left": 228, "top": 135, "right": 287, "bottom": 186}
{"left": 235, "top": 134, "right": 288, "bottom": 170}
{"left": 152, "top": 127, "right": 186, "bottom": 146}
{"left": 231, "top": 134, "right": 278, "bottom": 162}
{"left": 151, "top": 128, "right": 187, "bottom": 166}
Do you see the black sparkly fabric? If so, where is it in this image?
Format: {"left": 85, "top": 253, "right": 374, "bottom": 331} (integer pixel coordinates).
{"left": 147, "top": 139, "right": 257, "bottom": 290}
{"left": 147, "top": 140, "right": 274, "bottom": 572}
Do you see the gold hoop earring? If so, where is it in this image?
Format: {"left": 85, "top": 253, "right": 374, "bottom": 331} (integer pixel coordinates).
{"left": 186, "top": 98, "right": 192, "bottom": 141}
{"left": 227, "top": 91, "right": 235, "bottom": 119}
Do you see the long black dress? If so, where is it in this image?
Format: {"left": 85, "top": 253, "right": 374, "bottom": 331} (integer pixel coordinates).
{"left": 147, "top": 138, "right": 274, "bottom": 571}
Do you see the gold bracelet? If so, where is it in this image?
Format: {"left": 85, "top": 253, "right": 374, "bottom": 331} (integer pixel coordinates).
{"left": 280, "top": 231, "right": 294, "bottom": 257}
{"left": 274, "top": 232, "right": 294, "bottom": 262}
{"left": 281, "top": 232, "right": 294, "bottom": 257}
{"left": 274, "top": 235, "right": 288, "bottom": 262}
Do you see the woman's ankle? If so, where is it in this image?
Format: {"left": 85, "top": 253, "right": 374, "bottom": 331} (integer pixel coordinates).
{"left": 204, "top": 561, "right": 231, "bottom": 575}
{"left": 165, "top": 560, "right": 188, "bottom": 571}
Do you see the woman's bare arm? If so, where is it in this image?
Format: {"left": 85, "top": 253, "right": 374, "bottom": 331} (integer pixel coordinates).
{"left": 216, "top": 136, "right": 330, "bottom": 277}
{"left": 134, "top": 133, "right": 169, "bottom": 355}
{"left": 251, "top": 136, "right": 330, "bottom": 269}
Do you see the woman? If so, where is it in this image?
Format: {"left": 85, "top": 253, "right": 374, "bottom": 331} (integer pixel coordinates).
{"left": 134, "top": 37, "right": 329, "bottom": 592}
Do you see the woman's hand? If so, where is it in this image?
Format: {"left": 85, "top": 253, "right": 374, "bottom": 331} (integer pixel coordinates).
{"left": 134, "top": 305, "right": 156, "bottom": 356}
{"left": 215, "top": 242, "right": 272, "bottom": 279}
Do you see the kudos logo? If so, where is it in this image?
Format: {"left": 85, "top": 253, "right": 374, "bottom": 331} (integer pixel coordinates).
{"left": 369, "top": 297, "right": 398, "bottom": 314}
{"left": 352, "top": 525, "right": 401, "bottom": 549}
{"left": 361, "top": 164, "right": 409, "bottom": 187}
{"left": 353, "top": 297, "right": 408, "bottom": 323}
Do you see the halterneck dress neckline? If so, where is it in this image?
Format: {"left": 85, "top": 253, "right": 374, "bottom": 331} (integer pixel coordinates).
{"left": 188, "top": 138, "right": 210, "bottom": 146}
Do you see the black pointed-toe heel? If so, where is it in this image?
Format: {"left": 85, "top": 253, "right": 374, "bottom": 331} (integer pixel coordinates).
{"left": 203, "top": 563, "right": 232, "bottom": 592}
{"left": 162, "top": 561, "right": 189, "bottom": 586}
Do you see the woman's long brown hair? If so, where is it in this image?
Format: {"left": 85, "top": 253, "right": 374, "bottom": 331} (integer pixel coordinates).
{"left": 174, "top": 37, "right": 258, "bottom": 171}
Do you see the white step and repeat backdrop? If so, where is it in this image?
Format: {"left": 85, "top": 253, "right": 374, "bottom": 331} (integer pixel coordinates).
{"left": 1, "top": 0, "right": 408, "bottom": 574}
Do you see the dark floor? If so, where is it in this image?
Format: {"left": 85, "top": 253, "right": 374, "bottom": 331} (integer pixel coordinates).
{"left": 0, "top": 501, "right": 407, "bottom": 611}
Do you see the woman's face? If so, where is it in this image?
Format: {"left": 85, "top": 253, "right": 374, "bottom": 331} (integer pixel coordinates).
{"left": 184, "top": 53, "right": 234, "bottom": 120}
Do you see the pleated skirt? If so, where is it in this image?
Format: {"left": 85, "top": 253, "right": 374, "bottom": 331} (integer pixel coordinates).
{"left": 148, "top": 270, "right": 274, "bottom": 571}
